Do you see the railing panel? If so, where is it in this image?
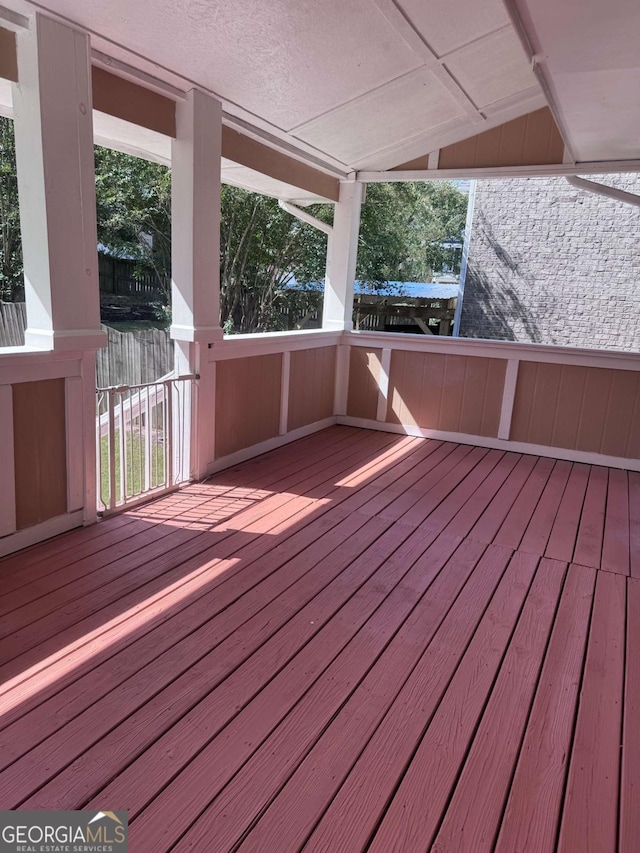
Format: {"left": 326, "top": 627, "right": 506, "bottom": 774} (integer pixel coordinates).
{"left": 96, "top": 375, "right": 196, "bottom": 514}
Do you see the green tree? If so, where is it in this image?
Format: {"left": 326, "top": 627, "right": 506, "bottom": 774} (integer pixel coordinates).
{"left": 0, "top": 118, "right": 22, "bottom": 301}
{"left": 357, "top": 181, "right": 466, "bottom": 286}
{"left": 1, "top": 130, "right": 468, "bottom": 327}
{"left": 94, "top": 146, "right": 172, "bottom": 292}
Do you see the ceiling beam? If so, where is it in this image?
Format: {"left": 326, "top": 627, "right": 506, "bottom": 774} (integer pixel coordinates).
{"left": 358, "top": 160, "right": 640, "bottom": 182}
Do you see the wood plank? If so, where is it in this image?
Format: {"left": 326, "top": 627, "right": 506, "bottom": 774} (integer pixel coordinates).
{"left": 0, "top": 430, "right": 397, "bottom": 670}
{"left": 495, "top": 563, "right": 596, "bottom": 853}
{"left": 415, "top": 449, "right": 505, "bottom": 533}
{"left": 176, "top": 545, "right": 512, "bottom": 853}
{"left": 621, "top": 579, "right": 640, "bottom": 852}
{"left": 467, "top": 454, "right": 537, "bottom": 544}
{"left": 545, "top": 463, "right": 590, "bottom": 562}
{"left": 427, "top": 558, "right": 567, "bottom": 853}
{"left": 0, "top": 426, "right": 359, "bottom": 586}
{"left": 399, "top": 446, "right": 498, "bottom": 529}
{"left": 88, "top": 532, "right": 469, "bottom": 821}
{"left": 0, "top": 428, "right": 382, "bottom": 615}
{"left": 601, "top": 468, "right": 630, "bottom": 575}
{"left": 443, "top": 451, "right": 521, "bottom": 538}
{"left": 519, "top": 460, "right": 572, "bottom": 556}
{"left": 309, "top": 550, "right": 540, "bottom": 853}
{"left": 558, "top": 570, "right": 626, "bottom": 853}
{"left": 493, "top": 455, "right": 555, "bottom": 550}
{"left": 0, "top": 512, "right": 404, "bottom": 805}
{"left": 347, "top": 441, "right": 457, "bottom": 517}
{"left": 127, "top": 538, "right": 495, "bottom": 851}
{"left": 573, "top": 465, "right": 609, "bottom": 569}
{"left": 0, "top": 433, "right": 406, "bottom": 720}
{"left": 375, "top": 444, "right": 476, "bottom": 523}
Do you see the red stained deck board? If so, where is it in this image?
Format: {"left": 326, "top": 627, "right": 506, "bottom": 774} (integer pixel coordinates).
{"left": 0, "top": 492, "right": 377, "bottom": 710}
{"left": 493, "top": 455, "right": 555, "bottom": 550}
{"left": 90, "top": 531, "right": 466, "bottom": 821}
{"left": 0, "top": 513, "right": 409, "bottom": 770}
{"left": 0, "top": 429, "right": 392, "bottom": 617}
{"left": 376, "top": 444, "right": 481, "bottom": 524}
{"left": 127, "top": 537, "right": 492, "bottom": 852}
{"left": 309, "top": 550, "right": 540, "bottom": 853}
{"left": 601, "top": 468, "right": 630, "bottom": 575}
{"left": 573, "top": 465, "right": 609, "bottom": 568}
{"left": 0, "top": 429, "right": 365, "bottom": 598}
{"left": 545, "top": 462, "right": 590, "bottom": 562}
{"left": 1, "top": 512, "right": 401, "bottom": 806}
{"left": 0, "top": 430, "right": 402, "bottom": 680}
{"left": 442, "top": 450, "right": 521, "bottom": 539}
{"left": 428, "top": 557, "right": 567, "bottom": 853}
{"left": 350, "top": 441, "right": 461, "bottom": 518}
{"left": 558, "top": 570, "right": 626, "bottom": 853}
{"left": 519, "top": 459, "right": 572, "bottom": 556}
{"left": 0, "top": 427, "right": 359, "bottom": 588}
{"left": 467, "top": 453, "right": 538, "bottom": 544}
{"left": 410, "top": 448, "right": 506, "bottom": 533}
{"left": 0, "top": 428, "right": 636, "bottom": 853}
{"left": 494, "top": 562, "right": 596, "bottom": 853}
{"left": 173, "top": 545, "right": 512, "bottom": 853}
{"left": 621, "top": 579, "right": 640, "bottom": 852}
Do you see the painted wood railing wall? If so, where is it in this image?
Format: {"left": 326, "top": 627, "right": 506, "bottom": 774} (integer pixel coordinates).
{"left": 0, "top": 350, "right": 97, "bottom": 557}
{"left": 205, "top": 330, "right": 342, "bottom": 472}
{"left": 341, "top": 332, "right": 640, "bottom": 471}
{"left": 2, "top": 328, "right": 638, "bottom": 557}
{"left": 206, "top": 329, "right": 640, "bottom": 476}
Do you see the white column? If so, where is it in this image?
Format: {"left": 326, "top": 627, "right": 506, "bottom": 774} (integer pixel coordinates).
{"left": 322, "top": 179, "right": 364, "bottom": 331}
{"left": 12, "top": 14, "right": 105, "bottom": 351}
{"left": 171, "top": 88, "right": 223, "bottom": 480}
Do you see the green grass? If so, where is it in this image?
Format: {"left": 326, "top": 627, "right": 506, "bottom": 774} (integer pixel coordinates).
{"left": 100, "top": 429, "right": 165, "bottom": 507}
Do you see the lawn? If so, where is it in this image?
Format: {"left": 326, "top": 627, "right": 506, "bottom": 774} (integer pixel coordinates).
{"left": 99, "top": 428, "right": 165, "bottom": 508}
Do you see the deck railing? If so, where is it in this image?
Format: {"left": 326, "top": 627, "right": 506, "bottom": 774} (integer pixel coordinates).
{"left": 96, "top": 374, "right": 197, "bottom": 513}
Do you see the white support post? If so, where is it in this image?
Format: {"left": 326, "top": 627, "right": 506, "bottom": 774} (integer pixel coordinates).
{"left": 376, "top": 348, "right": 391, "bottom": 422}
{"left": 322, "top": 179, "right": 364, "bottom": 331}
{"left": 279, "top": 351, "right": 290, "bottom": 436}
{"left": 11, "top": 14, "right": 105, "bottom": 352}
{"left": 171, "top": 88, "right": 223, "bottom": 480}
{"left": 498, "top": 359, "right": 520, "bottom": 440}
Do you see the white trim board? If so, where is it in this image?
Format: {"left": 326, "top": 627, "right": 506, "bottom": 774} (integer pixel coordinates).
{"left": 0, "top": 510, "right": 85, "bottom": 559}
{"left": 358, "top": 160, "right": 640, "bottom": 183}
{"left": 205, "top": 417, "right": 337, "bottom": 476}
{"left": 346, "top": 331, "right": 640, "bottom": 372}
{"left": 338, "top": 416, "right": 640, "bottom": 473}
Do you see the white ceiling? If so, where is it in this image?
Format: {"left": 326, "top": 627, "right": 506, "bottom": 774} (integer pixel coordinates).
{"left": 512, "top": 0, "right": 640, "bottom": 163}
{"left": 7, "top": 0, "right": 544, "bottom": 173}
{"left": 4, "top": 0, "right": 640, "bottom": 182}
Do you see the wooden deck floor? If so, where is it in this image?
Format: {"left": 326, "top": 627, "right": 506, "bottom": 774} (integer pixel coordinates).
{"left": 0, "top": 426, "right": 638, "bottom": 851}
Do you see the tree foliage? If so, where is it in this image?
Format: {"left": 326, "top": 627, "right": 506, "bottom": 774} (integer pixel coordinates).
{"left": 94, "top": 146, "right": 172, "bottom": 288}
{"left": 0, "top": 119, "right": 468, "bottom": 332}
{"left": 0, "top": 118, "right": 22, "bottom": 301}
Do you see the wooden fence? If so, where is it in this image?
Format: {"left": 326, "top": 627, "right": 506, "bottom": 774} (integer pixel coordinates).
{"left": 0, "top": 303, "right": 173, "bottom": 386}
{"left": 0, "top": 301, "right": 26, "bottom": 347}
{"left": 95, "top": 325, "right": 173, "bottom": 387}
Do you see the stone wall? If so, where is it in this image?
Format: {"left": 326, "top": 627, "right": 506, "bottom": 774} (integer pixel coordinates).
{"left": 459, "top": 174, "right": 640, "bottom": 350}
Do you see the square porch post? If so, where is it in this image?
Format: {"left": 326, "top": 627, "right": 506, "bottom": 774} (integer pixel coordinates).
{"left": 170, "top": 88, "right": 223, "bottom": 481}
{"left": 12, "top": 14, "right": 106, "bottom": 523}
{"left": 322, "top": 179, "right": 364, "bottom": 331}
{"left": 12, "top": 14, "right": 104, "bottom": 352}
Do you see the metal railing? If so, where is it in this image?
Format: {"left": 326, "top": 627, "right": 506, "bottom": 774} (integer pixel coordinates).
{"left": 96, "top": 374, "right": 198, "bottom": 514}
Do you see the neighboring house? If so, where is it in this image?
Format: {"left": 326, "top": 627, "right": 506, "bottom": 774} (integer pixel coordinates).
{"left": 459, "top": 174, "right": 640, "bottom": 350}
